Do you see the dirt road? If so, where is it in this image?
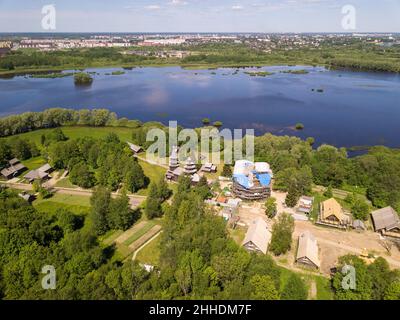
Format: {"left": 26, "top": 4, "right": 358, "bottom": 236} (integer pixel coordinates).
{"left": 1, "top": 181, "right": 146, "bottom": 209}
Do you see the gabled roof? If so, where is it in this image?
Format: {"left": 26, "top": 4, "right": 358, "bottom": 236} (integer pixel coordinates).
{"left": 9, "top": 158, "right": 20, "bottom": 165}
{"left": 172, "top": 167, "right": 184, "bottom": 176}
{"left": 24, "top": 169, "right": 49, "bottom": 181}
{"left": 296, "top": 231, "right": 320, "bottom": 268}
{"left": 38, "top": 163, "right": 52, "bottom": 172}
{"left": 1, "top": 167, "right": 14, "bottom": 177}
{"left": 242, "top": 218, "right": 271, "bottom": 254}
{"left": 320, "top": 198, "right": 345, "bottom": 221}
{"left": 1, "top": 163, "right": 26, "bottom": 177}
{"left": 127, "top": 142, "right": 143, "bottom": 153}
{"left": 371, "top": 207, "right": 400, "bottom": 232}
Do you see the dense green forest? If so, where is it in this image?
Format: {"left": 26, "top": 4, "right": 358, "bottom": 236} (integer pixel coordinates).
{"left": 1, "top": 110, "right": 400, "bottom": 299}
{"left": 1, "top": 178, "right": 399, "bottom": 300}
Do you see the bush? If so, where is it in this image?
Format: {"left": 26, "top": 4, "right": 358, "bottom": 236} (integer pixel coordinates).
{"left": 265, "top": 197, "right": 277, "bottom": 218}
{"left": 269, "top": 213, "right": 294, "bottom": 256}
{"left": 202, "top": 118, "right": 210, "bottom": 125}
{"left": 69, "top": 163, "right": 95, "bottom": 188}
{"left": 213, "top": 121, "right": 223, "bottom": 128}
{"left": 281, "top": 274, "right": 308, "bottom": 300}
{"left": 74, "top": 72, "right": 93, "bottom": 85}
{"left": 351, "top": 198, "right": 370, "bottom": 221}
{"left": 221, "top": 164, "right": 232, "bottom": 177}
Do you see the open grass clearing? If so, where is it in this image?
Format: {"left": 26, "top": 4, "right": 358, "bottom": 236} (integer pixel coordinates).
{"left": 135, "top": 234, "right": 161, "bottom": 266}
{"left": 21, "top": 156, "right": 46, "bottom": 170}
{"left": 33, "top": 192, "right": 91, "bottom": 215}
{"left": 123, "top": 220, "right": 158, "bottom": 246}
{"left": 3, "top": 126, "right": 135, "bottom": 146}
{"left": 128, "top": 225, "right": 162, "bottom": 251}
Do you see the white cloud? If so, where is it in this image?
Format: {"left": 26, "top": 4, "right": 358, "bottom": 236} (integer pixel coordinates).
{"left": 232, "top": 5, "right": 244, "bottom": 10}
{"left": 169, "top": 0, "right": 188, "bottom": 5}
{"left": 145, "top": 5, "right": 161, "bottom": 10}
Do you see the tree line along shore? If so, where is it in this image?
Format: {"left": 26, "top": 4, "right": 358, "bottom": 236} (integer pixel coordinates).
{"left": 1, "top": 43, "right": 400, "bottom": 76}
{"left": 1, "top": 108, "right": 399, "bottom": 215}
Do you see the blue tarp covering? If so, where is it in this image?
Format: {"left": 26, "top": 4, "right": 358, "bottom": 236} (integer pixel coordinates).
{"left": 233, "top": 174, "right": 251, "bottom": 189}
{"left": 256, "top": 173, "right": 271, "bottom": 187}
{"left": 233, "top": 172, "right": 271, "bottom": 189}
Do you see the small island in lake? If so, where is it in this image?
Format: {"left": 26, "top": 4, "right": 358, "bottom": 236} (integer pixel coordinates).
{"left": 30, "top": 72, "right": 74, "bottom": 79}
{"left": 281, "top": 69, "right": 309, "bottom": 74}
{"left": 74, "top": 72, "right": 93, "bottom": 85}
{"left": 111, "top": 71, "right": 125, "bottom": 76}
{"left": 244, "top": 71, "right": 274, "bottom": 77}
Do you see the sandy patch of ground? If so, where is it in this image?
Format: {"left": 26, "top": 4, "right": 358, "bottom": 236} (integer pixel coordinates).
{"left": 235, "top": 198, "right": 400, "bottom": 275}
{"left": 295, "top": 221, "right": 400, "bottom": 273}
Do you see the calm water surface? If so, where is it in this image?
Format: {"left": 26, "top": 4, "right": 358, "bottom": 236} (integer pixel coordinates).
{"left": 1, "top": 65, "right": 400, "bottom": 148}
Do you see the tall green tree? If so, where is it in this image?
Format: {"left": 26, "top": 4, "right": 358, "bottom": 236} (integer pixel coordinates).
{"left": 109, "top": 193, "right": 136, "bottom": 230}
{"left": 250, "top": 275, "right": 280, "bottom": 300}
{"left": 351, "top": 198, "right": 370, "bottom": 221}
{"left": 265, "top": 197, "right": 277, "bottom": 218}
{"left": 285, "top": 183, "right": 300, "bottom": 208}
{"left": 269, "top": 213, "right": 294, "bottom": 256}
{"left": 69, "top": 163, "right": 95, "bottom": 188}
{"left": 90, "top": 187, "right": 111, "bottom": 235}
{"left": 281, "top": 274, "right": 308, "bottom": 300}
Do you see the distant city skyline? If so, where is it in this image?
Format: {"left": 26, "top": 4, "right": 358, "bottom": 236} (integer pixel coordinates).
{"left": 0, "top": 0, "right": 399, "bottom": 33}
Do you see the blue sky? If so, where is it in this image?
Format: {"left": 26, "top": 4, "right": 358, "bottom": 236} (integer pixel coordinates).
{"left": 0, "top": 0, "right": 399, "bottom": 32}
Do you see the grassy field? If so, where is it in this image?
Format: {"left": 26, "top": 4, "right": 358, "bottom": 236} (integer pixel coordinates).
{"left": 21, "top": 156, "right": 46, "bottom": 170}
{"left": 123, "top": 220, "right": 158, "bottom": 246}
{"left": 101, "top": 230, "right": 124, "bottom": 246}
{"left": 136, "top": 159, "right": 167, "bottom": 196}
{"left": 5, "top": 126, "right": 172, "bottom": 194}
{"left": 314, "top": 275, "right": 334, "bottom": 300}
{"left": 33, "top": 193, "right": 91, "bottom": 215}
{"left": 54, "top": 177, "right": 78, "bottom": 188}
{"left": 135, "top": 235, "right": 161, "bottom": 266}
{"left": 3, "top": 126, "right": 135, "bottom": 145}
{"left": 278, "top": 266, "right": 333, "bottom": 300}
{"left": 228, "top": 226, "right": 246, "bottom": 245}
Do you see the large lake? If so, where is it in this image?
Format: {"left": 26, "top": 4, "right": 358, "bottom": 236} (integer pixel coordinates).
{"left": 1, "top": 65, "right": 400, "bottom": 148}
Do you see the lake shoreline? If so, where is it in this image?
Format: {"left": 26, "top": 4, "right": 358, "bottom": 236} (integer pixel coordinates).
{"left": 1, "top": 66, "right": 399, "bottom": 149}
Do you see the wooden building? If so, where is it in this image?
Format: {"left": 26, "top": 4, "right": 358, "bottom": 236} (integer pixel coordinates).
{"left": 184, "top": 157, "right": 197, "bottom": 175}
{"left": 232, "top": 160, "right": 272, "bottom": 201}
{"left": 127, "top": 142, "right": 143, "bottom": 154}
{"left": 242, "top": 218, "right": 271, "bottom": 254}
{"left": 296, "top": 231, "right": 321, "bottom": 269}
{"left": 297, "top": 196, "right": 314, "bottom": 214}
{"left": 1, "top": 158, "right": 26, "bottom": 179}
{"left": 24, "top": 164, "right": 53, "bottom": 183}
{"left": 200, "top": 163, "right": 217, "bottom": 173}
{"left": 371, "top": 207, "right": 400, "bottom": 235}
{"left": 319, "top": 198, "right": 349, "bottom": 228}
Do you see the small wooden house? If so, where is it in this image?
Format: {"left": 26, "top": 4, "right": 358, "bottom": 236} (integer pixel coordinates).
{"left": 319, "top": 198, "right": 348, "bottom": 226}
{"left": 296, "top": 231, "right": 321, "bottom": 269}
{"left": 242, "top": 218, "right": 271, "bottom": 255}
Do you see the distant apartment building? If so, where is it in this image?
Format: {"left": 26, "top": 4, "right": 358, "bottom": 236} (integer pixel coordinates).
{"left": 138, "top": 39, "right": 186, "bottom": 46}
